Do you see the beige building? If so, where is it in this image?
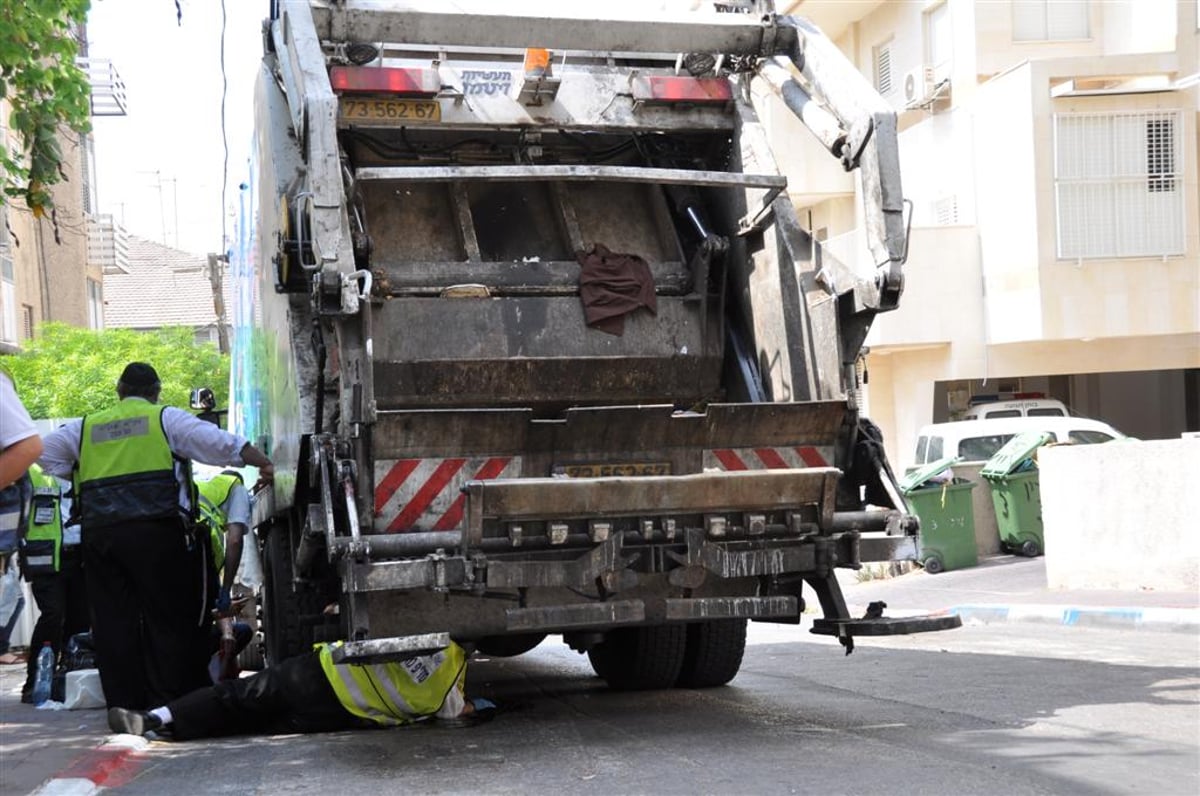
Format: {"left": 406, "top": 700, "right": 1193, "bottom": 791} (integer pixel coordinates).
{"left": 773, "top": 0, "right": 1199, "bottom": 466}
{"left": 0, "top": 44, "right": 125, "bottom": 353}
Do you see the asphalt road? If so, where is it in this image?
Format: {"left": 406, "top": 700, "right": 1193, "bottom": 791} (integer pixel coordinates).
{"left": 56, "top": 620, "right": 1197, "bottom": 796}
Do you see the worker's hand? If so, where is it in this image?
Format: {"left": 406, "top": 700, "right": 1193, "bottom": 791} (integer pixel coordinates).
{"left": 253, "top": 462, "right": 275, "bottom": 494}
{"left": 213, "top": 586, "right": 233, "bottom": 617}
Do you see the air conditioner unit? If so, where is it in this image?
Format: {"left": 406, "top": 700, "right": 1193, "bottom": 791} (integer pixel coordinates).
{"left": 903, "top": 65, "right": 936, "bottom": 104}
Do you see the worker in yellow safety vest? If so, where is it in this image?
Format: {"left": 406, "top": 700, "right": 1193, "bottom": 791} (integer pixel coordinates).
{"left": 19, "top": 464, "right": 88, "bottom": 702}
{"left": 195, "top": 470, "right": 254, "bottom": 681}
{"left": 107, "top": 639, "right": 497, "bottom": 740}
{"left": 37, "top": 362, "right": 275, "bottom": 710}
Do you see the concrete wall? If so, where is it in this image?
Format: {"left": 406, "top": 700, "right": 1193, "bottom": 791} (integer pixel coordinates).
{"left": 1040, "top": 438, "right": 1200, "bottom": 591}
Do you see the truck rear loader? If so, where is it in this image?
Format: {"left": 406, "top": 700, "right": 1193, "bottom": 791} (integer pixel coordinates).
{"left": 231, "top": 0, "right": 959, "bottom": 686}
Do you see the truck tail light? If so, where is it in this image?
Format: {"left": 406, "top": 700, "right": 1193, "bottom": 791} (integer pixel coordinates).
{"left": 631, "top": 75, "right": 733, "bottom": 105}
{"left": 329, "top": 66, "right": 441, "bottom": 97}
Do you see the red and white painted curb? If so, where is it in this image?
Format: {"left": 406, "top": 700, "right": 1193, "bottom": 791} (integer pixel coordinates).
{"left": 30, "top": 734, "right": 150, "bottom": 795}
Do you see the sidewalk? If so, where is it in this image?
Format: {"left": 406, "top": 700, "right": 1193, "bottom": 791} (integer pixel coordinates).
{"left": 0, "top": 660, "right": 120, "bottom": 796}
{"left": 838, "top": 555, "right": 1200, "bottom": 634}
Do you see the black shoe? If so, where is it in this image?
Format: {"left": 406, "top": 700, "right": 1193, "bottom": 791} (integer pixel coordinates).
{"left": 20, "top": 689, "right": 32, "bottom": 705}
{"left": 107, "top": 707, "right": 163, "bottom": 736}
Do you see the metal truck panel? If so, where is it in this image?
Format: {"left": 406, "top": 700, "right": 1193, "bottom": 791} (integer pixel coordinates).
{"left": 309, "top": 1, "right": 796, "bottom": 57}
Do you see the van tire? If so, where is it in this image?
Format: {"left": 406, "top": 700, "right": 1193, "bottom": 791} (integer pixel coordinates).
{"left": 676, "top": 619, "right": 747, "bottom": 688}
{"left": 587, "top": 625, "right": 686, "bottom": 690}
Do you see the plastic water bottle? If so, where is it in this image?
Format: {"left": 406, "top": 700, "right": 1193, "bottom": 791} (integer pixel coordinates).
{"left": 32, "top": 642, "right": 54, "bottom": 706}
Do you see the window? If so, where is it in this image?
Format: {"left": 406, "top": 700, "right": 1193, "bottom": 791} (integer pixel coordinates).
{"left": 86, "top": 278, "right": 103, "bottom": 330}
{"left": 873, "top": 39, "right": 893, "bottom": 96}
{"left": 925, "top": 2, "right": 952, "bottom": 78}
{"left": 983, "top": 410, "right": 1023, "bottom": 419}
{"left": 1028, "top": 407, "right": 1066, "bottom": 417}
{"left": 1012, "top": 0, "right": 1089, "bottom": 41}
{"left": 1054, "top": 111, "right": 1186, "bottom": 258}
{"left": 0, "top": 256, "right": 14, "bottom": 343}
{"left": 958, "top": 435, "right": 1015, "bottom": 461}
{"left": 933, "top": 195, "right": 959, "bottom": 225}
{"left": 1068, "top": 430, "right": 1114, "bottom": 444}
{"left": 22, "top": 305, "right": 33, "bottom": 340}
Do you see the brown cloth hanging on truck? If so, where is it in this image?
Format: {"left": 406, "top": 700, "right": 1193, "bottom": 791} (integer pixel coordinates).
{"left": 576, "top": 243, "right": 657, "bottom": 336}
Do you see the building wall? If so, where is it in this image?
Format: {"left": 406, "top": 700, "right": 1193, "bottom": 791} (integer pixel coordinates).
{"left": 1041, "top": 438, "right": 1200, "bottom": 592}
{"left": 2, "top": 109, "right": 94, "bottom": 343}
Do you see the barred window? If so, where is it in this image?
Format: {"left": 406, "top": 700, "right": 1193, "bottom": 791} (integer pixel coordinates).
{"left": 1054, "top": 111, "right": 1185, "bottom": 259}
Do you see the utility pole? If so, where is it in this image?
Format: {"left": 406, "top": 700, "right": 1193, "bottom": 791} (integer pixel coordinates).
{"left": 207, "top": 253, "right": 230, "bottom": 354}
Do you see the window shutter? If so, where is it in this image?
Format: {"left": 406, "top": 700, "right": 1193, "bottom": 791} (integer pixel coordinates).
{"left": 874, "top": 42, "right": 892, "bottom": 95}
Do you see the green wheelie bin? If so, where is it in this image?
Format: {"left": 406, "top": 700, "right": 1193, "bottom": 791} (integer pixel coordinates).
{"left": 899, "top": 456, "right": 978, "bottom": 574}
{"left": 979, "top": 431, "right": 1053, "bottom": 558}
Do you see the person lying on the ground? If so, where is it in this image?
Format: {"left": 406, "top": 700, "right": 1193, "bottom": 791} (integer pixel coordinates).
{"left": 107, "top": 640, "right": 496, "bottom": 739}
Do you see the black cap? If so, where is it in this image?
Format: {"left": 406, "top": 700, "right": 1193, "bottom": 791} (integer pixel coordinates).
{"left": 118, "top": 362, "right": 161, "bottom": 389}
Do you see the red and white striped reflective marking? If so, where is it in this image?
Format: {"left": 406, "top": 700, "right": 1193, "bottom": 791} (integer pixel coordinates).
{"left": 374, "top": 457, "right": 520, "bottom": 532}
{"left": 704, "top": 446, "right": 832, "bottom": 471}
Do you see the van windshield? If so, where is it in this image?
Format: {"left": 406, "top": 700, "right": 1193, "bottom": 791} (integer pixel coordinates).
{"left": 1029, "top": 408, "right": 1066, "bottom": 417}
{"left": 984, "top": 410, "right": 1022, "bottom": 419}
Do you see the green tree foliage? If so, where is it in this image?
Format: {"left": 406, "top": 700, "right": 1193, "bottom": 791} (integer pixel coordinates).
{"left": 0, "top": 0, "right": 93, "bottom": 217}
{"left": 1, "top": 322, "right": 229, "bottom": 419}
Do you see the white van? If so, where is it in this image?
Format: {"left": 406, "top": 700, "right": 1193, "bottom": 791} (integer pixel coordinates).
{"left": 960, "top": 398, "right": 1069, "bottom": 421}
{"left": 913, "top": 416, "right": 1125, "bottom": 465}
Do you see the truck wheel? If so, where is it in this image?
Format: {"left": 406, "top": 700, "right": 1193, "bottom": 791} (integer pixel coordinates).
{"left": 261, "top": 517, "right": 328, "bottom": 665}
{"left": 923, "top": 555, "right": 944, "bottom": 574}
{"left": 475, "top": 633, "right": 547, "bottom": 658}
{"left": 587, "top": 625, "right": 686, "bottom": 690}
{"left": 1020, "top": 539, "right": 1040, "bottom": 557}
{"left": 676, "top": 618, "right": 747, "bottom": 688}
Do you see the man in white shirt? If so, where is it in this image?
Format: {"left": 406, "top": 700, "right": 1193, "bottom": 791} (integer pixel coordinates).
{"left": 38, "top": 362, "right": 275, "bottom": 710}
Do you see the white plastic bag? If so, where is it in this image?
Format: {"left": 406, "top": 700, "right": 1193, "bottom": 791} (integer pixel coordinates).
{"left": 0, "top": 564, "right": 23, "bottom": 644}
{"left": 63, "top": 669, "right": 106, "bottom": 710}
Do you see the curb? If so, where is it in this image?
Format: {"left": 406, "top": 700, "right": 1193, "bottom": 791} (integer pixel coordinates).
{"left": 949, "top": 604, "right": 1200, "bottom": 633}
{"left": 30, "top": 735, "right": 150, "bottom": 796}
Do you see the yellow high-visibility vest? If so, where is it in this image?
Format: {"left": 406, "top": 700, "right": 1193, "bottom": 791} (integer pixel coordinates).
{"left": 317, "top": 641, "right": 467, "bottom": 726}
{"left": 77, "top": 399, "right": 187, "bottom": 528}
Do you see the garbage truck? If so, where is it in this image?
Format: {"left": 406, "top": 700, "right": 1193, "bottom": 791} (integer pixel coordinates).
{"left": 230, "top": 0, "right": 959, "bottom": 686}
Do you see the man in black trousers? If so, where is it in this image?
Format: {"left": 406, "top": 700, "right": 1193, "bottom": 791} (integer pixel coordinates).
{"left": 38, "top": 363, "right": 274, "bottom": 710}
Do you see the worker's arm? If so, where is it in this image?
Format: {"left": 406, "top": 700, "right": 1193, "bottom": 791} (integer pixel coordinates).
{"left": 239, "top": 443, "right": 275, "bottom": 492}
{"left": 217, "top": 482, "right": 252, "bottom": 613}
{"left": 0, "top": 435, "right": 43, "bottom": 491}
{"left": 222, "top": 522, "right": 246, "bottom": 594}
{"left": 162, "top": 407, "right": 275, "bottom": 490}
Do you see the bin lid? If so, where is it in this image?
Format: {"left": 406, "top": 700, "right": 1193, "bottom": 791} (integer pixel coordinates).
{"left": 899, "top": 456, "right": 961, "bottom": 493}
{"left": 979, "top": 431, "right": 1054, "bottom": 477}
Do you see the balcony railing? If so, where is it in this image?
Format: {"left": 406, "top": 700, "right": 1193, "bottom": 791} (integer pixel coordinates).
{"left": 77, "top": 57, "right": 127, "bottom": 116}
{"left": 87, "top": 214, "right": 130, "bottom": 273}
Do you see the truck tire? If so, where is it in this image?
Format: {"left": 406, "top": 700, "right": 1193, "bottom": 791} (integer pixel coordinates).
{"left": 475, "top": 633, "right": 547, "bottom": 658}
{"left": 675, "top": 619, "right": 747, "bottom": 688}
{"left": 587, "top": 625, "right": 686, "bottom": 691}
{"left": 261, "top": 517, "right": 328, "bottom": 665}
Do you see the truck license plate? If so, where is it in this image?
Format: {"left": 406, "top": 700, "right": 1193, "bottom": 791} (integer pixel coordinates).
{"left": 560, "top": 462, "right": 671, "bottom": 477}
{"left": 340, "top": 98, "right": 441, "bottom": 122}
